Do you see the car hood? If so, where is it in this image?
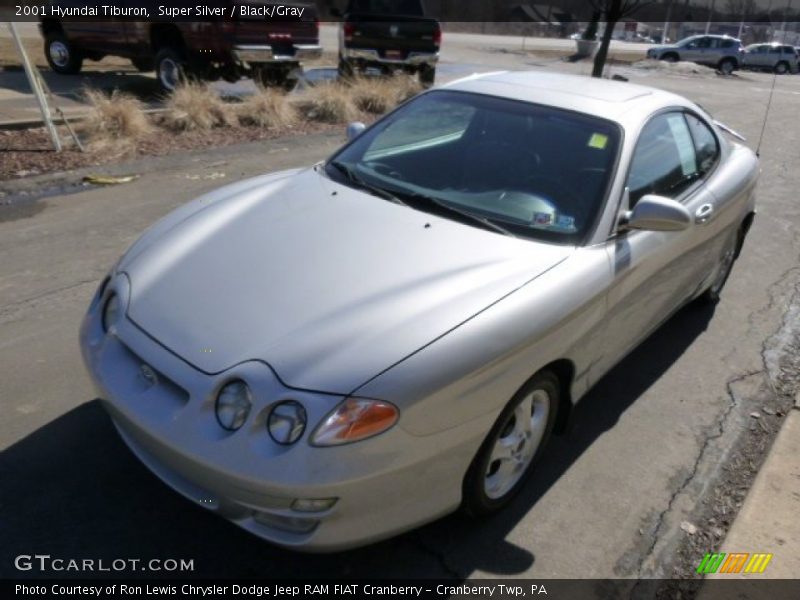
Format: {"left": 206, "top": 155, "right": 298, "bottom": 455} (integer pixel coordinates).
{"left": 122, "top": 168, "right": 573, "bottom": 394}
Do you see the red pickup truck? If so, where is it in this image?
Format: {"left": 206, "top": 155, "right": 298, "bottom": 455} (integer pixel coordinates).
{"left": 39, "top": 2, "right": 321, "bottom": 91}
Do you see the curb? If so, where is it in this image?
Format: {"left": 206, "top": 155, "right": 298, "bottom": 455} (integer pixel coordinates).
{"left": 699, "top": 397, "right": 800, "bottom": 585}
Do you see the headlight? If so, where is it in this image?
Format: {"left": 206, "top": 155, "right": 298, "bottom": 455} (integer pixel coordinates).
{"left": 267, "top": 400, "right": 307, "bottom": 445}
{"left": 215, "top": 380, "right": 252, "bottom": 431}
{"left": 101, "top": 294, "right": 120, "bottom": 332}
{"left": 311, "top": 398, "right": 398, "bottom": 446}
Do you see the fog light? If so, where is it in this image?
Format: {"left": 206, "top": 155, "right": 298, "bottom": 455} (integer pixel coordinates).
{"left": 253, "top": 511, "right": 319, "bottom": 534}
{"left": 267, "top": 400, "right": 307, "bottom": 445}
{"left": 215, "top": 380, "right": 252, "bottom": 431}
{"left": 291, "top": 497, "right": 338, "bottom": 513}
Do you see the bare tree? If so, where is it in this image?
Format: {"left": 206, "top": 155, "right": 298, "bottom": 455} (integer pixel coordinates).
{"left": 588, "top": 0, "right": 648, "bottom": 78}
{"left": 725, "top": 0, "right": 757, "bottom": 20}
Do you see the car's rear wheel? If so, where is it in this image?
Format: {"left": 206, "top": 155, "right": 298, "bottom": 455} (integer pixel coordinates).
{"left": 700, "top": 227, "right": 742, "bottom": 303}
{"left": 462, "top": 371, "right": 558, "bottom": 516}
{"left": 719, "top": 57, "right": 736, "bottom": 75}
{"left": 775, "top": 61, "right": 789, "bottom": 74}
{"left": 44, "top": 32, "right": 83, "bottom": 75}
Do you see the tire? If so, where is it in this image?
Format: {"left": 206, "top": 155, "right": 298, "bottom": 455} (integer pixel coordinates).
{"left": 131, "top": 57, "right": 154, "bottom": 72}
{"left": 155, "top": 47, "right": 189, "bottom": 93}
{"left": 718, "top": 58, "right": 736, "bottom": 75}
{"left": 699, "top": 228, "right": 742, "bottom": 304}
{"left": 419, "top": 65, "right": 436, "bottom": 87}
{"left": 462, "top": 370, "right": 559, "bottom": 516}
{"left": 775, "top": 61, "right": 789, "bottom": 74}
{"left": 661, "top": 52, "right": 679, "bottom": 63}
{"left": 44, "top": 32, "right": 83, "bottom": 75}
{"left": 337, "top": 58, "right": 355, "bottom": 80}
{"left": 253, "top": 66, "right": 297, "bottom": 91}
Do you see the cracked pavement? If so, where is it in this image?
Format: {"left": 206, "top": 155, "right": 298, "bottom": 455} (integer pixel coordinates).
{"left": 2, "top": 46, "right": 800, "bottom": 585}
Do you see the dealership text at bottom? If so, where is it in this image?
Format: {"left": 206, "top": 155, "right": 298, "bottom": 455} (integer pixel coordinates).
{"left": 15, "top": 584, "right": 549, "bottom": 597}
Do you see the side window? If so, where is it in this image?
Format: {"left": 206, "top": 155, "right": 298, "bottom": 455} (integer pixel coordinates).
{"left": 685, "top": 114, "right": 720, "bottom": 175}
{"left": 626, "top": 113, "right": 698, "bottom": 206}
{"left": 697, "top": 37, "right": 712, "bottom": 49}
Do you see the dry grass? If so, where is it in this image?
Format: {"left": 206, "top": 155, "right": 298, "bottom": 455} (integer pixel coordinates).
{"left": 160, "top": 82, "right": 237, "bottom": 131}
{"left": 295, "top": 75, "right": 423, "bottom": 123}
{"left": 81, "top": 88, "right": 153, "bottom": 155}
{"left": 235, "top": 87, "right": 297, "bottom": 129}
{"left": 294, "top": 82, "right": 359, "bottom": 124}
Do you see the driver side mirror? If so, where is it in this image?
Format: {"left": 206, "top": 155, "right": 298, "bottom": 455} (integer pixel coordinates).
{"left": 346, "top": 121, "right": 366, "bottom": 141}
{"left": 622, "top": 195, "right": 692, "bottom": 232}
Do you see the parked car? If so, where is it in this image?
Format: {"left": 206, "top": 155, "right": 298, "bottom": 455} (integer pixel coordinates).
{"left": 331, "top": 0, "right": 441, "bottom": 86}
{"left": 742, "top": 43, "right": 799, "bottom": 74}
{"left": 39, "top": 3, "right": 321, "bottom": 91}
{"left": 81, "top": 71, "right": 758, "bottom": 551}
{"left": 647, "top": 34, "right": 743, "bottom": 74}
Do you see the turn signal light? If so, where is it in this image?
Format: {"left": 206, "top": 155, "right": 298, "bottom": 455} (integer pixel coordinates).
{"left": 311, "top": 398, "right": 398, "bottom": 446}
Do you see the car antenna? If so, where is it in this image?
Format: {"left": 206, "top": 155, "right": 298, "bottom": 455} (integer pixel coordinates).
{"left": 755, "top": 70, "right": 779, "bottom": 158}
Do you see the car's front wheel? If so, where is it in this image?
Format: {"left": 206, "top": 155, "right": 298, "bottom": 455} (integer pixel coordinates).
{"left": 462, "top": 371, "right": 558, "bottom": 516}
{"left": 661, "top": 52, "right": 679, "bottom": 63}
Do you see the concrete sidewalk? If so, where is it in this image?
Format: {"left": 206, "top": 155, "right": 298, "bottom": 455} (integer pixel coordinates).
{"left": 700, "top": 393, "right": 800, "bottom": 588}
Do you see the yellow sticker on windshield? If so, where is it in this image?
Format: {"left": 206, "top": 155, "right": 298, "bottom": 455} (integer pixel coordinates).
{"left": 588, "top": 133, "right": 609, "bottom": 149}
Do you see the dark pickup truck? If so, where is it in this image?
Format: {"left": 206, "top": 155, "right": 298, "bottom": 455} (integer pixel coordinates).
{"left": 39, "top": 1, "right": 321, "bottom": 91}
{"left": 331, "top": 0, "right": 441, "bottom": 86}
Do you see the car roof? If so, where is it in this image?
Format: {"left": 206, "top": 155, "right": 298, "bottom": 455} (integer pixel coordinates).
{"left": 440, "top": 71, "right": 691, "bottom": 124}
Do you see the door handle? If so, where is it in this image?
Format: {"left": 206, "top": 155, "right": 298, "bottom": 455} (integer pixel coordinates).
{"left": 695, "top": 203, "right": 714, "bottom": 224}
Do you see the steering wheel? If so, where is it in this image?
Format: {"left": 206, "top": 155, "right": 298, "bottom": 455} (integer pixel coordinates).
{"left": 522, "top": 175, "right": 584, "bottom": 213}
{"left": 365, "top": 160, "right": 406, "bottom": 181}
{"left": 460, "top": 140, "right": 541, "bottom": 191}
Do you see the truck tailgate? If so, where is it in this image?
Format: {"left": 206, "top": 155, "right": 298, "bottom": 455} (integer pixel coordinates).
{"left": 346, "top": 14, "right": 439, "bottom": 57}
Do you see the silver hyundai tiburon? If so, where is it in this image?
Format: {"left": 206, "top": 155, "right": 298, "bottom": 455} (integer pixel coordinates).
{"left": 80, "top": 71, "right": 758, "bottom": 551}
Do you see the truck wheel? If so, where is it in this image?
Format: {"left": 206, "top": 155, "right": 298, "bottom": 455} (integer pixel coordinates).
{"left": 337, "top": 58, "right": 355, "bottom": 81}
{"left": 419, "top": 65, "right": 436, "bottom": 87}
{"left": 44, "top": 32, "right": 83, "bottom": 75}
{"left": 253, "top": 67, "right": 297, "bottom": 91}
{"left": 131, "top": 57, "right": 154, "bottom": 72}
{"left": 155, "top": 48, "right": 189, "bottom": 92}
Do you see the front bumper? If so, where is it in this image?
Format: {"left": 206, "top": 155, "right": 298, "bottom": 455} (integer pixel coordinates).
{"left": 341, "top": 48, "right": 439, "bottom": 67}
{"left": 79, "top": 273, "right": 479, "bottom": 551}
{"left": 233, "top": 44, "right": 322, "bottom": 64}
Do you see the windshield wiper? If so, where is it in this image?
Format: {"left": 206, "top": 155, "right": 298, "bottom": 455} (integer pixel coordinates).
{"left": 395, "top": 190, "right": 516, "bottom": 237}
{"left": 328, "top": 161, "right": 407, "bottom": 206}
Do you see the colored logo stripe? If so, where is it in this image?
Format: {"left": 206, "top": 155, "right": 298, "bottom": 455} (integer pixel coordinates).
{"left": 696, "top": 552, "right": 773, "bottom": 574}
{"left": 697, "top": 553, "right": 726, "bottom": 574}
{"left": 719, "top": 553, "right": 749, "bottom": 573}
{"left": 744, "top": 553, "right": 773, "bottom": 573}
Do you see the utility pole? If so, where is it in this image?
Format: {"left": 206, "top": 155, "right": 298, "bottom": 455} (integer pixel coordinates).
{"left": 662, "top": 0, "right": 673, "bottom": 43}
{"left": 705, "top": 0, "right": 716, "bottom": 35}
{"left": 7, "top": 22, "right": 61, "bottom": 151}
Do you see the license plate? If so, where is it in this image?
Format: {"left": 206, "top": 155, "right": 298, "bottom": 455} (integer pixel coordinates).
{"left": 386, "top": 50, "right": 402, "bottom": 59}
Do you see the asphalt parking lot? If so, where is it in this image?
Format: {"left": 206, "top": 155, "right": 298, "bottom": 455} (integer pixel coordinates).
{"left": 2, "top": 41, "right": 800, "bottom": 586}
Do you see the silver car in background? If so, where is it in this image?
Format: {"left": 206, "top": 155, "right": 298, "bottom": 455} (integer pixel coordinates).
{"left": 80, "top": 72, "right": 758, "bottom": 551}
{"left": 742, "top": 43, "right": 799, "bottom": 74}
{"left": 647, "top": 34, "right": 743, "bottom": 74}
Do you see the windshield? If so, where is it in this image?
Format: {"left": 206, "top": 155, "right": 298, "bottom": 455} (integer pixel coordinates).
{"left": 326, "top": 90, "right": 621, "bottom": 244}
